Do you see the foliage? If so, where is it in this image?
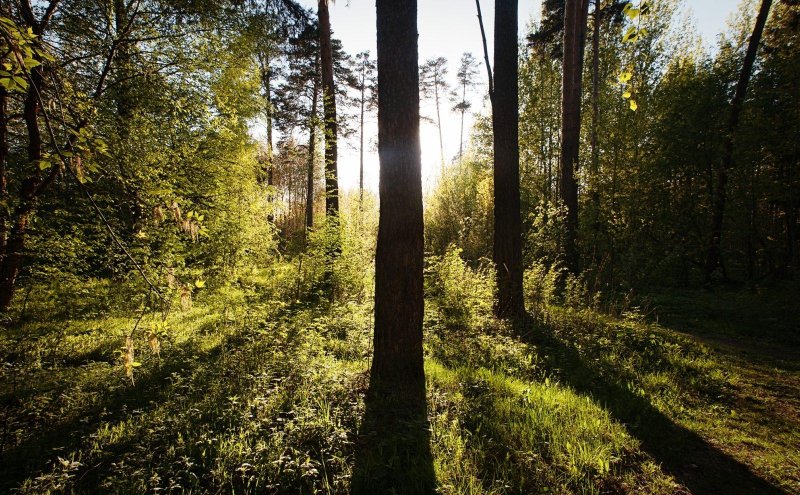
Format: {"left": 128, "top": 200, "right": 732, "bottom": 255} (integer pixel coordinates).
{"left": 426, "top": 245, "right": 494, "bottom": 330}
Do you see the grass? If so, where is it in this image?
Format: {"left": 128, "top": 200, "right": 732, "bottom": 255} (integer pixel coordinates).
{"left": 0, "top": 268, "right": 798, "bottom": 494}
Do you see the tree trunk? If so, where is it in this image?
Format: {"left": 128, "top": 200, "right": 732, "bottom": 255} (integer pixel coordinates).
{"left": 560, "top": 0, "right": 590, "bottom": 274}
{"left": 306, "top": 80, "right": 319, "bottom": 235}
{"left": 589, "top": 0, "right": 602, "bottom": 266}
{"left": 259, "top": 52, "right": 276, "bottom": 223}
{"left": 0, "top": 66, "right": 43, "bottom": 311}
{"left": 373, "top": 0, "right": 425, "bottom": 385}
{"left": 434, "top": 73, "right": 445, "bottom": 173}
{"left": 459, "top": 81, "right": 467, "bottom": 159}
{"left": 0, "top": 87, "right": 7, "bottom": 258}
{"left": 705, "top": 0, "right": 773, "bottom": 282}
{"left": 359, "top": 68, "right": 366, "bottom": 205}
{"left": 319, "top": 0, "right": 339, "bottom": 217}
{"left": 492, "top": 0, "right": 525, "bottom": 319}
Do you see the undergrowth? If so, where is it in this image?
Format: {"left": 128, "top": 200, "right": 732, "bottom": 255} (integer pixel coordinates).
{"left": 0, "top": 249, "right": 797, "bottom": 494}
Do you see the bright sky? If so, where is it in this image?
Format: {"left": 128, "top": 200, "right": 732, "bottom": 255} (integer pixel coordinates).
{"left": 294, "top": 0, "right": 744, "bottom": 194}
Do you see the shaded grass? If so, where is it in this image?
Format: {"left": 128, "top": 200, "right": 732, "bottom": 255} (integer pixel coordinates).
{"left": 2, "top": 276, "right": 798, "bottom": 494}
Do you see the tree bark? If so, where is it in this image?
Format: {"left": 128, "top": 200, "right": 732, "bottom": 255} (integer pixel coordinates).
{"left": 560, "top": 0, "right": 590, "bottom": 274}
{"left": 318, "top": 0, "right": 339, "bottom": 217}
{"left": 306, "top": 79, "right": 319, "bottom": 235}
{"left": 492, "top": 0, "right": 525, "bottom": 319}
{"left": 705, "top": 0, "right": 773, "bottom": 282}
{"left": 373, "top": 0, "right": 425, "bottom": 385}
{"left": 0, "top": 67, "right": 43, "bottom": 311}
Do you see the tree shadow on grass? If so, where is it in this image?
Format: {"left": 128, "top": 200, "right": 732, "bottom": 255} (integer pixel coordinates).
{"left": 514, "top": 315, "right": 789, "bottom": 495}
{"left": 0, "top": 328, "right": 237, "bottom": 492}
{"left": 351, "top": 376, "right": 437, "bottom": 494}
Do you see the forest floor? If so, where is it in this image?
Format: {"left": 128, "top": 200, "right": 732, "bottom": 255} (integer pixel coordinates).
{"left": 0, "top": 275, "right": 797, "bottom": 494}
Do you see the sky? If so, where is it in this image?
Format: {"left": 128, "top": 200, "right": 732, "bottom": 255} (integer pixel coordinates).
{"left": 293, "top": 0, "right": 744, "bottom": 195}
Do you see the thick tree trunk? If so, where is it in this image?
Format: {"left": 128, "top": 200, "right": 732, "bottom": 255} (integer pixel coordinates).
{"left": 492, "top": 0, "right": 525, "bottom": 319}
{"left": 705, "top": 0, "right": 773, "bottom": 282}
{"left": 318, "top": 0, "right": 339, "bottom": 217}
{"left": 560, "top": 0, "right": 590, "bottom": 274}
{"left": 373, "top": 0, "right": 425, "bottom": 385}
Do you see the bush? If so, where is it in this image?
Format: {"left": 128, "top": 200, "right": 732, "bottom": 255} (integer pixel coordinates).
{"left": 427, "top": 246, "right": 494, "bottom": 329}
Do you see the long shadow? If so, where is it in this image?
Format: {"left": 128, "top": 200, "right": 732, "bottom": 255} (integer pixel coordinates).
{"left": 515, "top": 315, "right": 789, "bottom": 495}
{"left": 0, "top": 329, "right": 236, "bottom": 492}
{"left": 351, "top": 375, "right": 437, "bottom": 494}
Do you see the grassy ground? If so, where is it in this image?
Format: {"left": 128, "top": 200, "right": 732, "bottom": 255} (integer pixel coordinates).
{"left": 0, "top": 273, "right": 797, "bottom": 494}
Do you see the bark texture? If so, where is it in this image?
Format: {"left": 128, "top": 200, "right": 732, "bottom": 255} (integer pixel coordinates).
{"left": 372, "top": 0, "right": 425, "bottom": 385}
{"left": 318, "top": 0, "right": 339, "bottom": 217}
{"left": 560, "top": 0, "right": 590, "bottom": 274}
{"left": 492, "top": 0, "right": 525, "bottom": 319}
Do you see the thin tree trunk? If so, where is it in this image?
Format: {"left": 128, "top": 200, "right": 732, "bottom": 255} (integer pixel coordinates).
{"left": 434, "top": 73, "right": 445, "bottom": 173}
{"left": 306, "top": 80, "right": 319, "bottom": 235}
{"left": 560, "top": 0, "right": 590, "bottom": 274}
{"left": 589, "top": 0, "right": 601, "bottom": 265}
{"left": 259, "top": 52, "right": 276, "bottom": 223}
{"left": 0, "top": 87, "right": 7, "bottom": 258}
{"left": 786, "top": 155, "right": 797, "bottom": 277}
{"left": 373, "top": 0, "right": 425, "bottom": 385}
{"left": 475, "top": 0, "right": 494, "bottom": 97}
{"left": 705, "top": 0, "right": 773, "bottom": 282}
{"left": 319, "top": 0, "right": 339, "bottom": 217}
{"left": 459, "top": 80, "right": 466, "bottom": 159}
{"left": 492, "top": 0, "right": 525, "bottom": 319}
{"left": 359, "top": 66, "right": 366, "bottom": 204}
{"left": 0, "top": 68, "right": 43, "bottom": 311}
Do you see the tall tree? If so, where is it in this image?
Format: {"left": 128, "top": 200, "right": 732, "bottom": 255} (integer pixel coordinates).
{"left": 452, "top": 52, "right": 480, "bottom": 159}
{"left": 560, "top": 0, "right": 590, "bottom": 274}
{"left": 372, "top": 0, "right": 424, "bottom": 384}
{"left": 318, "top": 0, "right": 339, "bottom": 217}
{"left": 492, "top": 0, "right": 525, "bottom": 319}
{"left": 0, "top": 4, "right": 51, "bottom": 310}
{"left": 705, "top": 0, "right": 773, "bottom": 282}
{"left": 352, "top": 51, "right": 377, "bottom": 204}
{"left": 420, "top": 57, "right": 449, "bottom": 173}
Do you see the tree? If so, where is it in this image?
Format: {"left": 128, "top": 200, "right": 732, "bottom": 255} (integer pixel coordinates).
{"left": 372, "top": 0, "right": 425, "bottom": 384}
{"left": 351, "top": 51, "right": 377, "bottom": 204}
{"left": 560, "top": 0, "right": 590, "bottom": 275}
{"left": 420, "top": 57, "right": 449, "bottom": 173}
{"left": 492, "top": 0, "right": 525, "bottom": 319}
{"left": 318, "top": 0, "right": 339, "bottom": 217}
{"left": 451, "top": 52, "right": 480, "bottom": 159}
{"left": 705, "top": 0, "right": 773, "bottom": 282}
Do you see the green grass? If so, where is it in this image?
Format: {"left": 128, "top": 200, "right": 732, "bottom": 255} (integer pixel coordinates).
{"left": 1, "top": 274, "right": 798, "bottom": 494}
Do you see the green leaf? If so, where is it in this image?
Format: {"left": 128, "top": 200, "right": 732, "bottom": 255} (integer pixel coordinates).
{"left": 622, "top": 27, "right": 639, "bottom": 43}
